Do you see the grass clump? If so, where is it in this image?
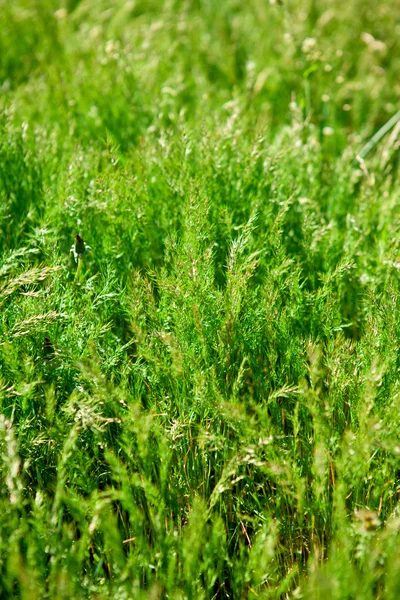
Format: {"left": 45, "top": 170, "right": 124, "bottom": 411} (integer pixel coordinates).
{"left": 1, "top": 0, "right": 400, "bottom": 598}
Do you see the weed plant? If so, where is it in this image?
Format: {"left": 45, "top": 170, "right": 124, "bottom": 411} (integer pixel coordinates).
{"left": 1, "top": 1, "right": 400, "bottom": 598}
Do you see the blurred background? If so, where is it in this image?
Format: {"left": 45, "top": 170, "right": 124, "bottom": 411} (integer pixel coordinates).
{"left": 1, "top": 0, "right": 399, "bottom": 150}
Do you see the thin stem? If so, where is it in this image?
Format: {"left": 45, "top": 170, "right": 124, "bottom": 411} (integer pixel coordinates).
{"left": 74, "top": 257, "right": 83, "bottom": 282}
{"left": 357, "top": 109, "right": 400, "bottom": 160}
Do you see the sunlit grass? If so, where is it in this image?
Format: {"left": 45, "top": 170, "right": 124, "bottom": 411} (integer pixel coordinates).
{"left": 1, "top": 1, "right": 400, "bottom": 598}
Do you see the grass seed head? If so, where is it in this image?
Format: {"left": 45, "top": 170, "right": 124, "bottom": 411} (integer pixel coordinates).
{"left": 71, "top": 234, "right": 91, "bottom": 264}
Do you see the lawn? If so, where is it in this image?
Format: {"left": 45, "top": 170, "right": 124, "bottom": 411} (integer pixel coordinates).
{"left": 1, "top": 1, "right": 400, "bottom": 598}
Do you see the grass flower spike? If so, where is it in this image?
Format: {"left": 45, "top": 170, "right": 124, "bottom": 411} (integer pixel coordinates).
{"left": 70, "top": 234, "right": 91, "bottom": 280}
{"left": 71, "top": 234, "right": 91, "bottom": 263}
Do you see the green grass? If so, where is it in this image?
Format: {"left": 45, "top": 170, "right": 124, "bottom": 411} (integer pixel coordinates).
{"left": 1, "top": 0, "right": 400, "bottom": 598}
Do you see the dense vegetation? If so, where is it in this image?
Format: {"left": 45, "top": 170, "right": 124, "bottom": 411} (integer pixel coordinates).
{"left": 1, "top": 1, "right": 400, "bottom": 598}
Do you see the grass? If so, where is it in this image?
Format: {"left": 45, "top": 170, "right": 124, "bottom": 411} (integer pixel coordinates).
{"left": 1, "top": 0, "right": 400, "bottom": 598}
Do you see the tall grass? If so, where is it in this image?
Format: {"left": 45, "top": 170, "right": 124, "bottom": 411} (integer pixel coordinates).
{"left": 1, "top": 0, "right": 400, "bottom": 598}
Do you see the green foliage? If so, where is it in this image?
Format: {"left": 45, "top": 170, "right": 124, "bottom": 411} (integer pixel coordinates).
{"left": 1, "top": 0, "right": 400, "bottom": 598}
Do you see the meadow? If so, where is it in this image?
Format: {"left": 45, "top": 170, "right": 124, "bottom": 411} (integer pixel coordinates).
{"left": 1, "top": 1, "right": 400, "bottom": 598}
